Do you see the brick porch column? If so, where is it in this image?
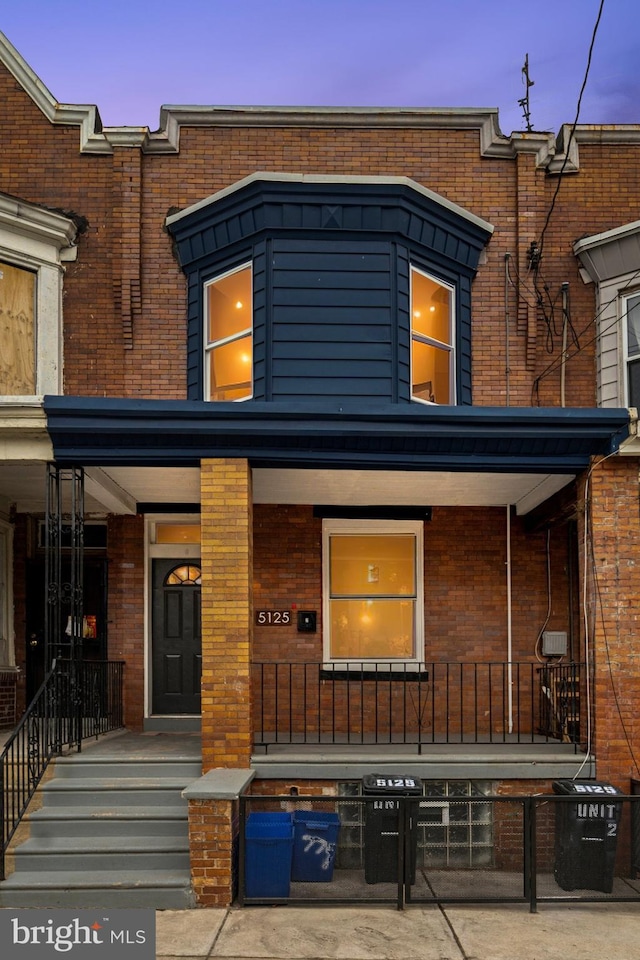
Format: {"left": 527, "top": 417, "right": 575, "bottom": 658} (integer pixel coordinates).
{"left": 200, "top": 458, "right": 253, "bottom": 772}
{"left": 587, "top": 457, "right": 640, "bottom": 788}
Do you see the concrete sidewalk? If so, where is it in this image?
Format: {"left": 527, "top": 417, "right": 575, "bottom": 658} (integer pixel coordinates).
{"left": 156, "top": 902, "right": 640, "bottom": 960}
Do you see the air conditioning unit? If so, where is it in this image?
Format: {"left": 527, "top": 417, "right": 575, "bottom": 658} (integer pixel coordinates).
{"left": 542, "top": 630, "right": 568, "bottom": 657}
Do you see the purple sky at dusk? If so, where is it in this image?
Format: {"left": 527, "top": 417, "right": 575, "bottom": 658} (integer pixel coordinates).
{"left": 2, "top": 0, "right": 639, "bottom": 136}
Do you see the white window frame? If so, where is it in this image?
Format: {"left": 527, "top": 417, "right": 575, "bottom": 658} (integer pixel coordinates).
{"left": 0, "top": 518, "right": 14, "bottom": 667}
{"left": 410, "top": 265, "right": 456, "bottom": 406}
{"left": 622, "top": 290, "right": 640, "bottom": 408}
{"left": 0, "top": 194, "right": 77, "bottom": 397}
{"left": 322, "top": 518, "right": 424, "bottom": 669}
{"left": 203, "top": 262, "right": 253, "bottom": 402}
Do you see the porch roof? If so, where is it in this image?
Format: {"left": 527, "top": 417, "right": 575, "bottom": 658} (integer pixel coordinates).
{"left": 44, "top": 397, "right": 629, "bottom": 472}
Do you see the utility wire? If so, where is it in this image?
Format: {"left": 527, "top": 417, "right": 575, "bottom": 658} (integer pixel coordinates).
{"left": 531, "top": 268, "right": 640, "bottom": 400}
{"left": 537, "top": 0, "right": 606, "bottom": 262}
{"left": 527, "top": 0, "right": 606, "bottom": 352}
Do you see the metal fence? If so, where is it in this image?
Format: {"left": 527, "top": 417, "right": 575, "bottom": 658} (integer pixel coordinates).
{"left": 0, "top": 658, "right": 124, "bottom": 879}
{"left": 239, "top": 789, "right": 640, "bottom": 911}
{"left": 252, "top": 661, "right": 586, "bottom": 749}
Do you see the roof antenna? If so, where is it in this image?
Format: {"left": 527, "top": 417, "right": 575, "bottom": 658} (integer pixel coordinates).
{"left": 518, "top": 54, "right": 534, "bottom": 132}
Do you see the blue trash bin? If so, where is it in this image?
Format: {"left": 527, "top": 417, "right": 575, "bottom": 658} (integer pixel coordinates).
{"left": 291, "top": 810, "right": 341, "bottom": 882}
{"left": 244, "top": 812, "right": 293, "bottom": 898}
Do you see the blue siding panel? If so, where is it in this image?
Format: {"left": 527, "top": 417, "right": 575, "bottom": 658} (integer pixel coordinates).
{"left": 274, "top": 322, "right": 390, "bottom": 344}
{"left": 272, "top": 377, "right": 394, "bottom": 397}
{"left": 269, "top": 239, "right": 393, "bottom": 402}
{"left": 273, "top": 340, "right": 392, "bottom": 361}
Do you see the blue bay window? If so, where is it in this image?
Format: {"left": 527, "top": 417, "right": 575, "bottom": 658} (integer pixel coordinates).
{"left": 166, "top": 175, "right": 493, "bottom": 408}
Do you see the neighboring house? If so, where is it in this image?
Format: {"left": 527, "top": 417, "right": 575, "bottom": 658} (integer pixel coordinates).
{"left": 1, "top": 30, "right": 639, "bottom": 904}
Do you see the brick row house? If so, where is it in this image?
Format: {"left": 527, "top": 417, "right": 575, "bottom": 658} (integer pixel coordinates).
{"left": 1, "top": 29, "right": 640, "bottom": 905}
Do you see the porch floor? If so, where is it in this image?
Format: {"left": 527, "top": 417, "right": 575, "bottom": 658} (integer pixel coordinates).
{"left": 74, "top": 730, "right": 594, "bottom": 783}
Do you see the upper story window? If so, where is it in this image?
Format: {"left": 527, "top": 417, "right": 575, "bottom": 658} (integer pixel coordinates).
{"left": 411, "top": 267, "right": 455, "bottom": 405}
{"left": 0, "top": 193, "right": 77, "bottom": 398}
{"left": 0, "top": 260, "right": 36, "bottom": 394}
{"left": 204, "top": 263, "right": 253, "bottom": 401}
{"left": 322, "top": 519, "right": 424, "bottom": 666}
{"left": 624, "top": 292, "right": 640, "bottom": 407}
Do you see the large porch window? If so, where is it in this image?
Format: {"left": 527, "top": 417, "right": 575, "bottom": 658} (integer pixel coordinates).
{"left": 323, "top": 519, "right": 424, "bottom": 665}
{"left": 204, "top": 263, "right": 253, "bottom": 401}
{"left": 411, "top": 266, "right": 455, "bottom": 405}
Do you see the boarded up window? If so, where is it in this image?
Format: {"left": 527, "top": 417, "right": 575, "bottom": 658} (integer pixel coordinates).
{"left": 0, "top": 261, "right": 36, "bottom": 394}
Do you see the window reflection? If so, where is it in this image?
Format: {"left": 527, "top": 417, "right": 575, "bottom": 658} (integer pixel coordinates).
{"left": 205, "top": 264, "right": 252, "bottom": 401}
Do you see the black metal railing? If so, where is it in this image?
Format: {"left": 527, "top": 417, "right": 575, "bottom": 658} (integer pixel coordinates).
{"left": 239, "top": 790, "right": 640, "bottom": 910}
{"left": 252, "top": 661, "right": 586, "bottom": 750}
{"left": 0, "top": 658, "right": 124, "bottom": 879}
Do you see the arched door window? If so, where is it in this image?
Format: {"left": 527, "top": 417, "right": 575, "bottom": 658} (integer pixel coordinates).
{"left": 164, "top": 564, "right": 201, "bottom": 586}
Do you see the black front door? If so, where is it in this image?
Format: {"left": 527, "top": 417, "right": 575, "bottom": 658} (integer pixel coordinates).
{"left": 151, "top": 559, "right": 202, "bottom": 715}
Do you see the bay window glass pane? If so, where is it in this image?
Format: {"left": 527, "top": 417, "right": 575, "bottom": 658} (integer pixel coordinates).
{"left": 330, "top": 599, "right": 416, "bottom": 659}
{"left": 330, "top": 535, "right": 415, "bottom": 596}
{"left": 207, "top": 266, "right": 252, "bottom": 343}
{"left": 412, "top": 270, "right": 452, "bottom": 345}
{"left": 412, "top": 339, "right": 451, "bottom": 404}
{"left": 208, "top": 334, "right": 252, "bottom": 401}
{"left": 0, "top": 260, "right": 36, "bottom": 395}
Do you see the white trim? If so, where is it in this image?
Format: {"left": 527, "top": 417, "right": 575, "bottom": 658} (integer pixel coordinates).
{"left": 622, "top": 291, "right": 640, "bottom": 407}
{"left": 322, "top": 518, "right": 424, "bottom": 667}
{"left": 167, "top": 172, "right": 495, "bottom": 234}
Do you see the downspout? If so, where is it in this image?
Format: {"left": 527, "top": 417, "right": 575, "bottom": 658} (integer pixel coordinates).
{"left": 506, "top": 505, "right": 513, "bottom": 733}
{"left": 560, "top": 282, "right": 569, "bottom": 407}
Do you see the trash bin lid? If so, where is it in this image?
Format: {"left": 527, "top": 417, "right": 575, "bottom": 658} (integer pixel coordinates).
{"left": 362, "top": 774, "right": 423, "bottom": 794}
{"left": 552, "top": 780, "right": 621, "bottom": 796}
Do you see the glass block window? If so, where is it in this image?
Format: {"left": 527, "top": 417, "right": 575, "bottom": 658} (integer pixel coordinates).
{"left": 336, "top": 780, "right": 493, "bottom": 870}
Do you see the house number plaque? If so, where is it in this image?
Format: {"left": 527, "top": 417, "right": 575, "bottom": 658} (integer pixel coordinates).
{"left": 255, "top": 610, "right": 291, "bottom": 625}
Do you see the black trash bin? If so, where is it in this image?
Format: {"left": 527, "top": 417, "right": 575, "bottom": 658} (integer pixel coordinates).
{"left": 552, "top": 780, "right": 622, "bottom": 893}
{"left": 362, "top": 774, "right": 423, "bottom": 884}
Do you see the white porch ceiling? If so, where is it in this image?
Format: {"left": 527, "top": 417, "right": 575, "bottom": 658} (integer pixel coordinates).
{"left": 0, "top": 463, "right": 575, "bottom": 516}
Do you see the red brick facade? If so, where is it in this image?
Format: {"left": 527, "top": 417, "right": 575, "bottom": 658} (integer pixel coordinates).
{"left": 3, "top": 35, "right": 640, "bottom": 905}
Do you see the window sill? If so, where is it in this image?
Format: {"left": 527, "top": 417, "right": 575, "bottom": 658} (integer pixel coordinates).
{"left": 320, "top": 667, "right": 429, "bottom": 682}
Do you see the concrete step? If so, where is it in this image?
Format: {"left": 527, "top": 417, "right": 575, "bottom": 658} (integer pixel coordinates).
{"left": 27, "top": 806, "right": 189, "bottom": 837}
{"left": 40, "top": 779, "right": 190, "bottom": 807}
{"left": 1, "top": 744, "right": 198, "bottom": 910}
{"left": 0, "top": 870, "right": 195, "bottom": 909}
{"left": 10, "top": 837, "right": 190, "bottom": 872}
{"left": 53, "top": 758, "right": 201, "bottom": 779}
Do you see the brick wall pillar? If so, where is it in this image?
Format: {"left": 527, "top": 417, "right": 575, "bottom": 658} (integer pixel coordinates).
{"left": 200, "top": 459, "right": 253, "bottom": 772}
{"left": 0, "top": 669, "right": 18, "bottom": 726}
{"left": 588, "top": 457, "right": 640, "bottom": 788}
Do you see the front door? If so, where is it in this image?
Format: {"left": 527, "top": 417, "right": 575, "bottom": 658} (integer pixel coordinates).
{"left": 151, "top": 559, "right": 202, "bottom": 714}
